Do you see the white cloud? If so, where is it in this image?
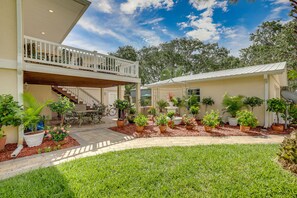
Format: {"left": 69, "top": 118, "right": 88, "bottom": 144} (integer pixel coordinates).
{"left": 180, "top": 0, "right": 228, "bottom": 42}
{"left": 92, "top": 0, "right": 113, "bottom": 14}
{"left": 220, "top": 26, "right": 251, "bottom": 57}
{"left": 77, "top": 17, "right": 130, "bottom": 43}
{"left": 120, "top": 0, "right": 174, "bottom": 14}
{"left": 140, "top": 17, "right": 164, "bottom": 25}
{"left": 266, "top": 0, "right": 291, "bottom": 21}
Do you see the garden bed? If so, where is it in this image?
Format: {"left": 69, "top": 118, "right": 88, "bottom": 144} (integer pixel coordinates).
{"left": 0, "top": 136, "right": 79, "bottom": 162}
{"left": 109, "top": 120, "right": 295, "bottom": 138}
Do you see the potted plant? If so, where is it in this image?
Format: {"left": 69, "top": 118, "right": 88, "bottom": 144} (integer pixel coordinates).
{"left": 156, "top": 99, "right": 169, "bottom": 113}
{"left": 190, "top": 106, "right": 200, "bottom": 120}
{"left": 134, "top": 114, "right": 148, "bottom": 133}
{"left": 243, "top": 97, "right": 264, "bottom": 112}
{"left": 23, "top": 93, "right": 50, "bottom": 147}
{"left": 156, "top": 114, "right": 168, "bottom": 133}
{"left": 0, "top": 95, "right": 22, "bottom": 150}
{"left": 202, "top": 97, "right": 215, "bottom": 112}
{"left": 147, "top": 107, "right": 157, "bottom": 121}
{"left": 202, "top": 110, "right": 220, "bottom": 132}
{"left": 167, "top": 111, "right": 175, "bottom": 128}
{"left": 127, "top": 107, "right": 136, "bottom": 124}
{"left": 48, "top": 96, "right": 75, "bottom": 126}
{"left": 183, "top": 115, "right": 196, "bottom": 130}
{"left": 267, "top": 98, "right": 286, "bottom": 131}
{"left": 48, "top": 125, "right": 70, "bottom": 145}
{"left": 222, "top": 93, "right": 245, "bottom": 126}
{"left": 114, "top": 99, "right": 129, "bottom": 127}
{"left": 236, "top": 110, "right": 258, "bottom": 132}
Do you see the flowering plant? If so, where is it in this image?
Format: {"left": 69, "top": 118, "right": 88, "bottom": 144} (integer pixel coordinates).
{"left": 182, "top": 115, "right": 196, "bottom": 126}
{"left": 47, "top": 125, "right": 70, "bottom": 142}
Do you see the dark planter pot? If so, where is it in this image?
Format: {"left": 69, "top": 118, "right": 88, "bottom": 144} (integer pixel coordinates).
{"left": 159, "top": 125, "right": 167, "bottom": 133}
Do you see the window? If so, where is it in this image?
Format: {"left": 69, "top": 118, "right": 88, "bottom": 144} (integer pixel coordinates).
{"left": 187, "top": 88, "right": 200, "bottom": 102}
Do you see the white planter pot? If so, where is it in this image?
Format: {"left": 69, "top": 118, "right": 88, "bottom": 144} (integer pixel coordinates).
{"left": 24, "top": 131, "right": 45, "bottom": 147}
{"left": 173, "top": 117, "right": 182, "bottom": 125}
{"left": 228, "top": 117, "right": 238, "bottom": 126}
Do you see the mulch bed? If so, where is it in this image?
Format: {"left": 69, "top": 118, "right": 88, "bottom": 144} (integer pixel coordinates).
{"left": 109, "top": 120, "right": 295, "bottom": 138}
{"left": 0, "top": 136, "right": 79, "bottom": 162}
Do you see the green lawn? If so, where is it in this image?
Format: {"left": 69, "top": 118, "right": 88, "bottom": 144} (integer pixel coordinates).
{"left": 1, "top": 144, "right": 297, "bottom": 197}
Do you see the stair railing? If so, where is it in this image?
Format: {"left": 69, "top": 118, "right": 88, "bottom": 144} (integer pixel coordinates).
{"left": 58, "top": 86, "right": 100, "bottom": 108}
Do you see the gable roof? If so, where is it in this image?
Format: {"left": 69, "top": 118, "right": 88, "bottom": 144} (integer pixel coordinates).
{"left": 147, "top": 62, "right": 287, "bottom": 87}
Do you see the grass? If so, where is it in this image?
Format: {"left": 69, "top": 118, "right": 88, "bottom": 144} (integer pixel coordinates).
{"left": 1, "top": 144, "right": 297, "bottom": 197}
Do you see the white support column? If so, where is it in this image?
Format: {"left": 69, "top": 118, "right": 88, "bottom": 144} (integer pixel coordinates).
{"left": 16, "top": 0, "right": 24, "bottom": 145}
{"left": 264, "top": 74, "right": 269, "bottom": 128}
{"left": 135, "top": 83, "right": 141, "bottom": 113}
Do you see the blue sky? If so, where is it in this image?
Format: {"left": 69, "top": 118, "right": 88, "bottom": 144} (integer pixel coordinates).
{"left": 63, "top": 0, "right": 292, "bottom": 57}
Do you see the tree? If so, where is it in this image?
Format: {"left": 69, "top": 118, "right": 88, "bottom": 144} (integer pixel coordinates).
{"left": 240, "top": 20, "right": 297, "bottom": 71}
{"left": 109, "top": 45, "right": 137, "bottom": 61}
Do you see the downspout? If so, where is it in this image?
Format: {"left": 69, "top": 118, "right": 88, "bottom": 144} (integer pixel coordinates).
{"left": 264, "top": 74, "right": 269, "bottom": 128}
{"left": 12, "top": 0, "right": 24, "bottom": 157}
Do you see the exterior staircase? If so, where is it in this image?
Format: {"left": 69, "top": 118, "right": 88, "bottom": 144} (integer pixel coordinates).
{"left": 52, "top": 86, "right": 100, "bottom": 110}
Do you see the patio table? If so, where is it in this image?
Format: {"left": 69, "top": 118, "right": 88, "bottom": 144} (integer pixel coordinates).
{"left": 75, "top": 110, "right": 104, "bottom": 127}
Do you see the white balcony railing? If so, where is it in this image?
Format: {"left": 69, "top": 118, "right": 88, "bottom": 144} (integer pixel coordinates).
{"left": 23, "top": 36, "right": 139, "bottom": 78}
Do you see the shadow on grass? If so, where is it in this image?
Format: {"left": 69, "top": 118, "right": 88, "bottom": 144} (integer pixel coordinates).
{"left": 0, "top": 166, "right": 74, "bottom": 198}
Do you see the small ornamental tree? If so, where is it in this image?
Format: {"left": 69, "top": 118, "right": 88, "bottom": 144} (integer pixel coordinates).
{"left": 0, "top": 95, "right": 22, "bottom": 138}
{"left": 114, "top": 99, "right": 129, "bottom": 120}
{"left": 156, "top": 99, "right": 169, "bottom": 113}
{"left": 243, "top": 97, "right": 264, "bottom": 112}
{"left": 48, "top": 96, "right": 75, "bottom": 126}
{"left": 266, "top": 98, "right": 286, "bottom": 125}
{"left": 202, "top": 97, "right": 215, "bottom": 111}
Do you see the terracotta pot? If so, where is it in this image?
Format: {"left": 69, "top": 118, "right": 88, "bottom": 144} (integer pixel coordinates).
{"left": 186, "top": 125, "right": 194, "bottom": 130}
{"left": 159, "top": 125, "right": 167, "bottom": 133}
{"left": 136, "top": 125, "right": 144, "bottom": 133}
{"left": 117, "top": 120, "right": 125, "bottom": 128}
{"left": 204, "top": 126, "right": 213, "bottom": 132}
{"left": 271, "top": 124, "right": 284, "bottom": 132}
{"left": 240, "top": 125, "right": 250, "bottom": 132}
{"left": 0, "top": 136, "right": 7, "bottom": 151}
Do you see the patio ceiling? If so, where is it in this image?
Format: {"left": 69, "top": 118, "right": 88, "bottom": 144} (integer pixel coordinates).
{"left": 23, "top": 0, "right": 90, "bottom": 43}
{"left": 24, "top": 71, "right": 133, "bottom": 88}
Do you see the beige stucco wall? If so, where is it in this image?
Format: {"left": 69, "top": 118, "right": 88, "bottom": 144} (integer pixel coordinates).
{"left": 152, "top": 75, "right": 269, "bottom": 126}
{"left": 0, "top": 0, "right": 17, "bottom": 61}
{"left": 25, "top": 84, "right": 59, "bottom": 119}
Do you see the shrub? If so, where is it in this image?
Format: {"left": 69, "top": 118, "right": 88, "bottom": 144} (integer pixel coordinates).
{"left": 129, "top": 107, "right": 137, "bottom": 115}
{"left": 286, "top": 104, "right": 297, "bottom": 124}
{"left": 236, "top": 110, "right": 258, "bottom": 128}
{"left": 156, "top": 99, "right": 169, "bottom": 113}
{"left": 0, "top": 94, "right": 22, "bottom": 137}
{"left": 202, "top": 110, "right": 220, "bottom": 128}
{"left": 222, "top": 93, "right": 245, "bottom": 117}
{"left": 156, "top": 114, "right": 168, "bottom": 126}
{"left": 202, "top": 97, "right": 215, "bottom": 111}
{"left": 147, "top": 107, "right": 157, "bottom": 116}
{"left": 182, "top": 115, "right": 196, "bottom": 126}
{"left": 48, "top": 126, "right": 69, "bottom": 142}
{"left": 278, "top": 131, "right": 297, "bottom": 173}
{"left": 190, "top": 106, "right": 199, "bottom": 116}
{"left": 134, "top": 114, "right": 148, "bottom": 127}
{"left": 266, "top": 98, "right": 286, "bottom": 124}
{"left": 48, "top": 96, "right": 74, "bottom": 125}
{"left": 243, "top": 97, "right": 264, "bottom": 112}
{"left": 167, "top": 112, "right": 175, "bottom": 120}
{"left": 23, "top": 93, "right": 51, "bottom": 132}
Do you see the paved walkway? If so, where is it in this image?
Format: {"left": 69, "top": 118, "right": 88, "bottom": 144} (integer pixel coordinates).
{"left": 0, "top": 130, "right": 286, "bottom": 180}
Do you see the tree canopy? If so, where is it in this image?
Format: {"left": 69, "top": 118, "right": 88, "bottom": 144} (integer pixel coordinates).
{"left": 109, "top": 19, "right": 296, "bottom": 87}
